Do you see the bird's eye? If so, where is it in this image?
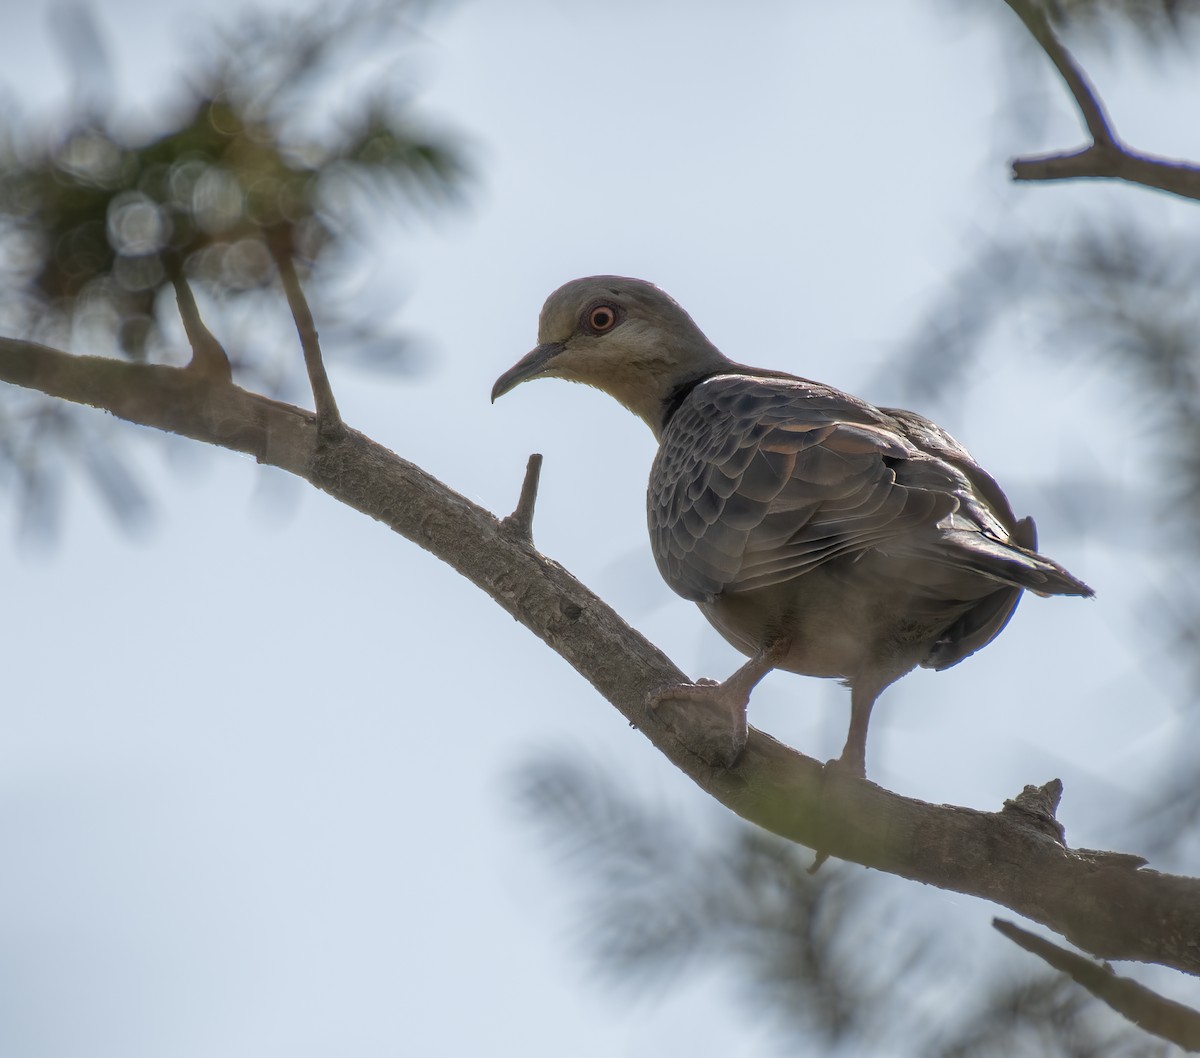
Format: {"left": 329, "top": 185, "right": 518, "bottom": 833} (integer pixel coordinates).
{"left": 586, "top": 305, "right": 617, "bottom": 333}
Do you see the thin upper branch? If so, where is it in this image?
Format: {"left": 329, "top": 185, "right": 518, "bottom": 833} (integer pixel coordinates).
{"left": 994, "top": 919, "right": 1200, "bottom": 1051}
{"left": 1, "top": 335, "right": 1199, "bottom": 978}
{"left": 267, "top": 229, "right": 343, "bottom": 436}
{"left": 1003, "top": 0, "right": 1115, "bottom": 146}
{"left": 169, "top": 272, "right": 233, "bottom": 383}
{"left": 1003, "top": 0, "right": 1200, "bottom": 202}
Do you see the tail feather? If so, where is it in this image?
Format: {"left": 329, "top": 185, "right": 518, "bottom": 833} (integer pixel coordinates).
{"left": 923, "top": 528, "right": 1094, "bottom": 598}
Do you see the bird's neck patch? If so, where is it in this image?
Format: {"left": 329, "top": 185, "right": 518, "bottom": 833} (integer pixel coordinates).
{"left": 660, "top": 373, "right": 719, "bottom": 431}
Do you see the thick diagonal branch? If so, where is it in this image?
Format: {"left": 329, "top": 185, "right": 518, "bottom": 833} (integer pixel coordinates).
{"left": 1, "top": 335, "right": 1199, "bottom": 979}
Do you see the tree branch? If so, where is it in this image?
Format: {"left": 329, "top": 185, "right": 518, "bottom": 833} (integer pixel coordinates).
{"left": 267, "top": 229, "right": 343, "bottom": 437}
{"left": 1003, "top": 0, "right": 1200, "bottom": 202}
{"left": 1003, "top": 0, "right": 1115, "bottom": 147}
{"left": 994, "top": 919, "right": 1200, "bottom": 1051}
{"left": 2, "top": 336, "right": 1199, "bottom": 978}
{"left": 169, "top": 271, "right": 233, "bottom": 383}
{"left": 1011, "top": 143, "right": 1200, "bottom": 201}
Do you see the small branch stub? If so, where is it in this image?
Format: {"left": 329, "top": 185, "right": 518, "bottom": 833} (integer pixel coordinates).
{"left": 502, "top": 453, "right": 543, "bottom": 543}
{"left": 1002, "top": 778, "right": 1066, "bottom": 844}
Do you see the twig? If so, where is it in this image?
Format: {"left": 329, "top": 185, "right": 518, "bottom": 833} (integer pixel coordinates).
{"left": 501, "top": 453, "right": 543, "bottom": 543}
{"left": 170, "top": 272, "right": 232, "bottom": 383}
{"left": 994, "top": 919, "right": 1200, "bottom": 1052}
{"left": 1002, "top": 0, "right": 1200, "bottom": 202}
{"left": 1003, "top": 0, "right": 1114, "bottom": 146}
{"left": 268, "top": 229, "right": 343, "bottom": 438}
{"left": 1012, "top": 143, "right": 1200, "bottom": 201}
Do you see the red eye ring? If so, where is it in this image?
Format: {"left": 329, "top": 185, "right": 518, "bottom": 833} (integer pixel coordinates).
{"left": 587, "top": 304, "right": 617, "bottom": 332}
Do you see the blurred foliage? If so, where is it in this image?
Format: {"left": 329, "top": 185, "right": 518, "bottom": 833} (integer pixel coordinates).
{"left": 516, "top": 755, "right": 1171, "bottom": 1057}
{"left": 1, "top": 92, "right": 458, "bottom": 356}
{"left": 937, "top": 971, "right": 1175, "bottom": 1057}
{"left": 0, "top": 0, "right": 465, "bottom": 360}
{"left": 1040, "top": 0, "right": 1200, "bottom": 43}
{"left": 895, "top": 223, "right": 1200, "bottom": 529}
{"left": 0, "top": 0, "right": 467, "bottom": 541}
{"left": 0, "top": 389, "right": 152, "bottom": 546}
{"left": 892, "top": 220, "right": 1200, "bottom": 858}
{"left": 514, "top": 755, "right": 904, "bottom": 1049}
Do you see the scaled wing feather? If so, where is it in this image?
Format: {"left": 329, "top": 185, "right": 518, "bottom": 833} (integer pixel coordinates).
{"left": 649, "top": 375, "right": 960, "bottom": 601}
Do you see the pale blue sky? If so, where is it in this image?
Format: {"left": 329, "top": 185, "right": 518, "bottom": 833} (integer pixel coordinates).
{"left": 1, "top": 1, "right": 1197, "bottom": 1055}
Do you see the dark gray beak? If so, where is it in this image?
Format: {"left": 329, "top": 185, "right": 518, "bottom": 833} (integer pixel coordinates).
{"left": 491, "top": 342, "right": 565, "bottom": 403}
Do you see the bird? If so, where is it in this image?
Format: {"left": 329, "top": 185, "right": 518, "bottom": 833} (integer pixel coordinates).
{"left": 491, "top": 276, "right": 1093, "bottom": 776}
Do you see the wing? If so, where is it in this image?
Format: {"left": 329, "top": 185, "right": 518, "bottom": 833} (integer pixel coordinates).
{"left": 649, "top": 374, "right": 1093, "bottom": 608}
{"left": 648, "top": 374, "right": 960, "bottom": 601}
{"left": 880, "top": 406, "right": 1091, "bottom": 599}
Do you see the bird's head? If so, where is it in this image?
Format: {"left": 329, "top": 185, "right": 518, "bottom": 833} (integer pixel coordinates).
{"left": 491, "top": 276, "right": 730, "bottom": 436}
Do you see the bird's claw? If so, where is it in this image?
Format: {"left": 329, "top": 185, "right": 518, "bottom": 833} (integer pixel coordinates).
{"left": 826, "top": 750, "right": 867, "bottom": 781}
{"left": 646, "top": 680, "right": 748, "bottom": 768}
{"left": 648, "top": 678, "right": 723, "bottom": 707}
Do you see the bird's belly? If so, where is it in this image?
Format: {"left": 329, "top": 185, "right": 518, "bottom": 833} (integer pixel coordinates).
{"left": 700, "top": 590, "right": 865, "bottom": 679}
{"left": 698, "top": 566, "right": 962, "bottom": 682}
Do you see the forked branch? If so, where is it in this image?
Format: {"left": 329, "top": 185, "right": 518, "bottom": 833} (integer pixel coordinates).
{"left": 1003, "top": 0, "right": 1200, "bottom": 201}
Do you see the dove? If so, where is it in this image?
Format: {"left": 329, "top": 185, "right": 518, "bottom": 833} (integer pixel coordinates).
{"left": 492, "top": 276, "right": 1092, "bottom": 775}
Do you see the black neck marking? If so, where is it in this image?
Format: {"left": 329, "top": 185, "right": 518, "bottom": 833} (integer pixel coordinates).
{"left": 659, "top": 375, "right": 714, "bottom": 431}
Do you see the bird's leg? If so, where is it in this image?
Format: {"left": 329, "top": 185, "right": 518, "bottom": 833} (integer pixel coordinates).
{"left": 835, "top": 681, "right": 883, "bottom": 779}
{"left": 808, "top": 682, "right": 884, "bottom": 872}
{"left": 650, "top": 637, "right": 790, "bottom": 766}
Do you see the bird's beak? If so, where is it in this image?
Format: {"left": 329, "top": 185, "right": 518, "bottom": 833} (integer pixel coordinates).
{"left": 491, "top": 342, "right": 565, "bottom": 403}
